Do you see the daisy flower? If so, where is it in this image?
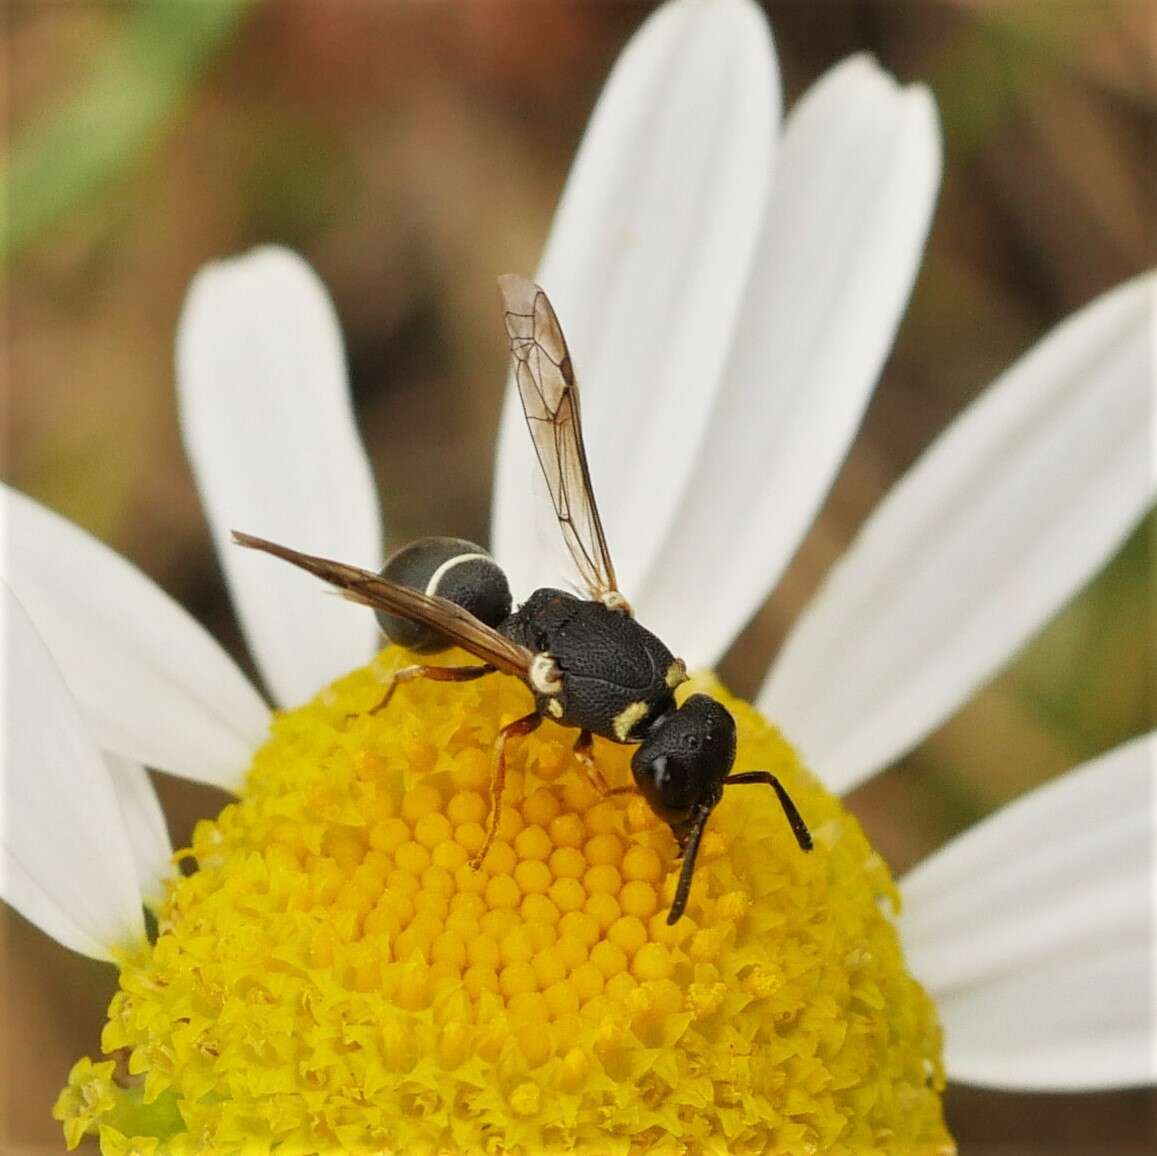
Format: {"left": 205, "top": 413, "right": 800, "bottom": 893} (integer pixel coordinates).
{"left": 3, "top": 1, "right": 1154, "bottom": 1152}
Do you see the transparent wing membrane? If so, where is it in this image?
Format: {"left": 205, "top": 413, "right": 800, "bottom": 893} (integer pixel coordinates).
{"left": 499, "top": 274, "right": 627, "bottom": 611}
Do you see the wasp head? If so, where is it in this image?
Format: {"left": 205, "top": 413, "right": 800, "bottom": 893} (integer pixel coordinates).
{"left": 630, "top": 694, "right": 736, "bottom": 826}
{"left": 629, "top": 694, "right": 738, "bottom": 924}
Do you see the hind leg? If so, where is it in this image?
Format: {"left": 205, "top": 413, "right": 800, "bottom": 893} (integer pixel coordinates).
{"left": 370, "top": 663, "right": 496, "bottom": 714}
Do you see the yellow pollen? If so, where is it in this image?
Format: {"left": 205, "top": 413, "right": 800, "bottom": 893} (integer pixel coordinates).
{"left": 56, "top": 647, "right": 952, "bottom": 1155}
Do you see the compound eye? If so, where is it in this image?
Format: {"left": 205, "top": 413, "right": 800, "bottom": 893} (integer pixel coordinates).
{"left": 647, "top": 755, "right": 673, "bottom": 794}
{"left": 656, "top": 754, "right": 698, "bottom": 809}
{"left": 631, "top": 749, "right": 697, "bottom": 822}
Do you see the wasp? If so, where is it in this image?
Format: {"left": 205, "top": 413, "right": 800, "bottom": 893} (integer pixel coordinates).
{"left": 234, "top": 275, "right": 812, "bottom": 923}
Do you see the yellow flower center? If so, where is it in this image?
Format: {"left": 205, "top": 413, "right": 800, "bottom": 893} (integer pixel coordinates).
{"left": 57, "top": 649, "right": 954, "bottom": 1155}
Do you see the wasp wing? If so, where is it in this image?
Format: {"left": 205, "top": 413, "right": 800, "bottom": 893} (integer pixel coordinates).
{"left": 498, "top": 274, "right": 625, "bottom": 609}
{"left": 232, "top": 532, "right": 534, "bottom": 679}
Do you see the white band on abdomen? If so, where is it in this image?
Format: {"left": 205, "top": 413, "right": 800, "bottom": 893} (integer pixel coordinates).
{"left": 425, "top": 553, "right": 491, "bottom": 598}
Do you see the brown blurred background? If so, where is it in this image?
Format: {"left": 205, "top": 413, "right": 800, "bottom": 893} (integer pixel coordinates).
{"left": 3, "top": 1, "right": 1154, "bottom": 1152}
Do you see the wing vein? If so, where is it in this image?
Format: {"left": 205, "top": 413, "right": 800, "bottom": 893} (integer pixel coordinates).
{"left": 498, "top": 274, "right": 624, "bottom": 607}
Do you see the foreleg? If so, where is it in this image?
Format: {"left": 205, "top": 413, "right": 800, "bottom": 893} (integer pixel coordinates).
{"left": 573, "top": 730, "right": 635, "bottom": 798}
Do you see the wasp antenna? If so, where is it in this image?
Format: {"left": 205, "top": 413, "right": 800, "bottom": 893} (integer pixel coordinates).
{"left": 724, "top": 770, "right": 813, "bottom": 852}
{"left": 667, "top": 809, "right": 711, "bottom": 925}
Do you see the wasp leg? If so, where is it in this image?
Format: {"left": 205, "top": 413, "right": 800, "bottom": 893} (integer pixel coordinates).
{"left": 723, "top": 771, "right": 813, "bottom": 851}
{"left": 572, "top": 731, "right": 635, "bottom": 799}
{"left": 369, "top": 663, "right": 496, "bottom": 715}
{"left": 667, "top": 805, "right": 712, "bottom": 924}
{"left": 573, "top": 730, "right": 608, "bottom": 793}
{"left": 471, "top": 710, "right": 542, "bottom": 869}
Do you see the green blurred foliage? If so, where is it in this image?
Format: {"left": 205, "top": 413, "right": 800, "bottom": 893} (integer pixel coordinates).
{"left": 2, "top": 0, "right": 255, "bottom": 256}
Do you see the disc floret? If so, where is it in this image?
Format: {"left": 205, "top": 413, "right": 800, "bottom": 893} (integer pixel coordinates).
{"left": 57, "top": 648, "right": 953, "bottom": 1155}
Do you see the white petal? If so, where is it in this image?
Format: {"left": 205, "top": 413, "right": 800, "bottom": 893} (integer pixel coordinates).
{"left": 901, "top": 734, "right": 1156, "bottom": 1090}
{"left": 1, "top": 485, "right": 269, "bottom": 791}
{"left": 636, "top": 58, "right": 940, "bottom": 661}
{"left": 760, "top": 272, "right": 1157, "bottom": 793}
{"left": 105, "top": 756, "right": 172, "bottom": 910}
{"left": 492, "top": 0, "right": 777, "bottom": 598}
{"left": 1, "top": 586, "right": 146, "bottom": 961}
{"left": 177, "top": 246, "right": 383, "bottom": 708}
{"left": 928, "top": 946, "right": 1153, "bottom": 1091}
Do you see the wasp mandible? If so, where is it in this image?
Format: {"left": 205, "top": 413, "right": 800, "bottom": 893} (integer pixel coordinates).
{"left": 234, "top": 275, "right": 812, "bottom": 923}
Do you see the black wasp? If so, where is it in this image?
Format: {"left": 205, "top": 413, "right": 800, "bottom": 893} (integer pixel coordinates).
{"left": 234, "top": 275, "right": 812, "bottom": 923}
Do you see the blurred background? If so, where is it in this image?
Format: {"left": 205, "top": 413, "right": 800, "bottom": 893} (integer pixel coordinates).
{"left": 3, "top": 1, "right": 1153, "bottom": 1152}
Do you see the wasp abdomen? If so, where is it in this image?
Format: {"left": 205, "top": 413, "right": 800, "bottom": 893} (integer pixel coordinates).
{"left": 376, "top": 537, "right": 512, "bottom": 653}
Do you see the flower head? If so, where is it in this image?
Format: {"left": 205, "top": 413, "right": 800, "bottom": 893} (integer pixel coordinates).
{"left": 3, "top": 0, "right": 1154, "bottom": 1152}
{"left": 58, "top": 655, "right": 951, "bottom": 1154}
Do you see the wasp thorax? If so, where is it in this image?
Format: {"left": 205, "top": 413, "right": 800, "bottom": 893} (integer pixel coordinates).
{"left": 376, "top": 537, "right": 511, "bottom": 653}
{"left": 630, "top": 694, "right": 737, "bottom": 824}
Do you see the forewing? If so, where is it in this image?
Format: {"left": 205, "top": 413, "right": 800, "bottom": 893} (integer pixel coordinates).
{"left": 499, "top": 274, "right": 621, "bottom": 603}
{"left": 232, "top": 532, "right": 534, "bottom": 678}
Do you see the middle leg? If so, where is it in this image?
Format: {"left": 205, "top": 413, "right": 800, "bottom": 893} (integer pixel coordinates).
{"left": 471, "top": 710, "right": 542, "bottom": 868}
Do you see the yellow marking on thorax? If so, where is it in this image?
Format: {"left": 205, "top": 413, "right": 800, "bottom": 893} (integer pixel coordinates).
{"left": 613, "top": 700, "right": 650, "bottom": 742}
{"left": 666, "top": 659, "right": 688, "bottom": 689}
{"left": 601, "top": 591, "right": 632, "bottom": 616}
{"left": 545, "top": 698, "right": 564, "bottom": 720}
